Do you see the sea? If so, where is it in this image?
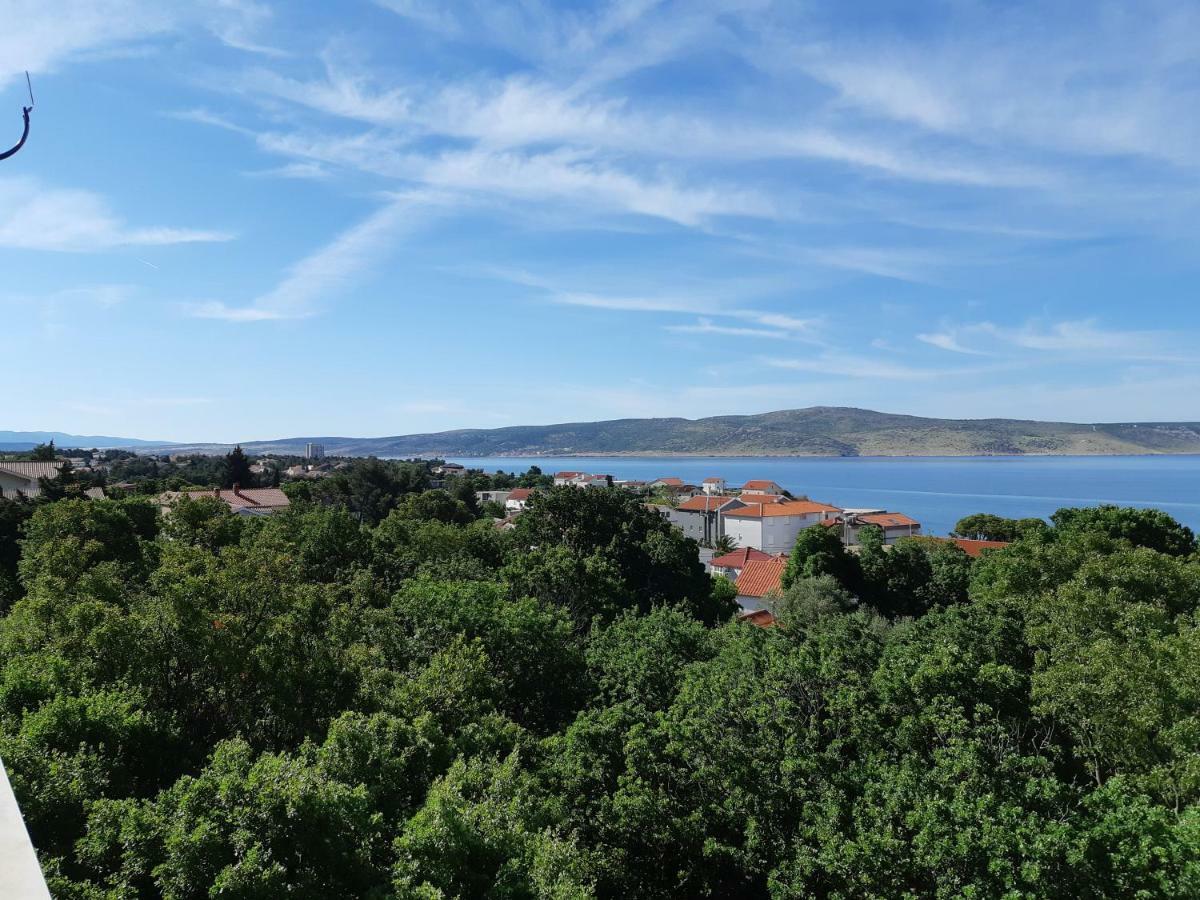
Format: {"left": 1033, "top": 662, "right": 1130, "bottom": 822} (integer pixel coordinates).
{"left": 446, "top": 455, "right": 1200, "bottom": 537}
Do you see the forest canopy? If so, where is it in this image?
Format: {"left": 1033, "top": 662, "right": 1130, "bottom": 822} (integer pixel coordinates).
{"left": 1, "top": 481, "right": 1198, "bottom": 898}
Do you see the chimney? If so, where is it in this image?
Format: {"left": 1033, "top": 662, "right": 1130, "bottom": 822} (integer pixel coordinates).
{"left": 212, "top": 487, "right": 219, "bottom": 498}
{"left": 233, "top": 482, "right": 243, "bottom": 498}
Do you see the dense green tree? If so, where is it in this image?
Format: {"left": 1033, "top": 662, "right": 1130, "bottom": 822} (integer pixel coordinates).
{"left": 160, "top": 494, "right": 243, "bottom": 551}
{"left": 780, "top": 523, "right": 859, "bottom": 591}
{"left": 0, "top": 496, "right": 34, "bottom": 609}
{"left": 31, "top": 440, "right": 55, "bottom": 461}
{"left": 304, "top": 458, "right": 430, "bottom": 525}
{"left": 1051, "top": 504, "right": 1197, "bottom": 556}
{"left": 952, "top": 512, "right": 1048, "bottom": 542}
{"left": 513, "top": 487, "right": 728, "bottom": 624}
{"left": 221, "top": 445, "right": 253, "bottom": 488}
{"left": 18, "top": 499, "right": 151, "bottom": 597}
{"left": 775, "top": 573, "right": 856, "bottom": 628}
{"left": 390, "top": 488, "right": 475, "bottom": 525}
{"left": 4, "top": 494, "right": 1200, "bottom": 897}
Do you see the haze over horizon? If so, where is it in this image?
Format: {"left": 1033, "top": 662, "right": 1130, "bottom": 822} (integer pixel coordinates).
{"left": 5, "top": 1, "right": 1200, "bottom": 443}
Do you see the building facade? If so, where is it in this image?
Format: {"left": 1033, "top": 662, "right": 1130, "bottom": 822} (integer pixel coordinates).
{"left": 721, "top": 499, "right": 841, "bottom": 553}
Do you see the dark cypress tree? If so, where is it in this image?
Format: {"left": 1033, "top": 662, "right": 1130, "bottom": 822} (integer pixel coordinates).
{"left": 222, "top": 445, "right": 253, "bottom": 488}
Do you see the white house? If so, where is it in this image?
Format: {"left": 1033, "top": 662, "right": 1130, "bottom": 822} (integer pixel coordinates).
{"left": 733, "top": 556, "right": 789, "bottom": 613}
{"left": 505, "top": 487, "right": 535, "bottom": 513}
{"left": 476, "top": 490, "right": 512, "bottom": 506}
{"left": 553, "top": 471, "right": 589, "bottom": 486}
{"left": 668, "top": 494, "right": 742, "bottom": 544}
{"left": 740, "top": 479, "right": 787, "bottom": 496}
{"left": 708, "top": 546, "right": 773, "bottom": 578}
{"left": 736, "top": 492, "right": 786, "bottom": 507}
{"left": 832, "top": 511, "right": 922, "bottom": 545}
{"left": 0, "top": 461, "right": 63, "bottom": 499}
{"left": 701, "top": 476, "right": 726, "bottom": 494}
{"left": 721, "top": 499, "right": 841, "bottom": 554}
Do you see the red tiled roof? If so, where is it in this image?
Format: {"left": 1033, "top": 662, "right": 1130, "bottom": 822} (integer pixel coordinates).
{"left": 173, "top": 487, "right": 290, "bottom": 510}
{"left": 710, "top": 547, "right": 773, "bottom": 569}
{"left": 737, "top": 492, "right": 785, "bottom": 506}
{"left": 0, "top": 461, "right": 64, "bottom": 483}
{"left": 741, "top": 479, "right": 783, "bottom": 492}
{"left": 859, "top": 512, "right": 920, "bottom": 528}
{"left": 735, "top": 557, "right": 788, "bottom": 598}
{"left": 654, "top": 477, "right": 684, "bottom": 486}
{"left": 724, "top": 499, "right": 841, "bottom": 519}
{"left": 507, "top": 488, "right": 534, "bottom": 501}
{"left": 953, "top": 538, "right": 1010, "bottom": 557}
{"left": 676, "top": 495, "right": 737, "bottom": 512}
{"left": 554, "top": 471, "right": 585, "bottom": 479}
{"left": 702, "top": 477, "right": 724, "bottom": 483}
{"left": 739, "top": 608, "right": 778, "bottom": 628}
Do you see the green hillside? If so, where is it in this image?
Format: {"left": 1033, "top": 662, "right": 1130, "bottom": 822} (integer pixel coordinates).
{"left": 220, "top": 407, "right": 1200, "bottom": 457}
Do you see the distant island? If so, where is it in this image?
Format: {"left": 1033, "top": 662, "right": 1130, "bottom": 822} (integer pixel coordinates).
{"left": 69, "top": 407, "right": 1200, "bottom": 457}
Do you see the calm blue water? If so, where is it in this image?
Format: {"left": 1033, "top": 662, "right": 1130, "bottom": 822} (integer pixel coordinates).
{"left": 447, "top": 455, "right": 1200, "bottom": 537}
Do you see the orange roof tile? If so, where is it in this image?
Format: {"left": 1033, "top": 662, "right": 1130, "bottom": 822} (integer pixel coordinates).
{"left": 737, "top": 492, "right": 786, "bottom": 506}
{"left": 859, "top": 512, "right": 920, "bottom": 528}
{"left": 724, "top": 499, "right": 841, "bottom": 519}
{"left": 710, "top": 547, "right": 773, "bottom": 569}
{"left": 676, "top": 495, "right": 737, "bottom": 512}
{"left": 739, "top": 608, "right": 778, "bottom": 628}
{"left": 703, "top": 477, "right": 724, "bottom": 483}
{"left": 735, "top": 557, "right": 788, "bottom": 597}
{"left": 653, "top": 477, "right": 684, "bottom": 486}
{"left": 741, "top": 479, "right": 784, "bottom": 492}
{"left": 507, "top": 488, "right": 534, "bottom": 501}
{"left": 173, "top": 488, "right": 290, "bottom": 510}
{"left": 952, "top": 538, "right": 1010, "bottom": 557}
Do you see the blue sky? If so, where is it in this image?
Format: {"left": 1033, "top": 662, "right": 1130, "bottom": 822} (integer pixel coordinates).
{"left": 3, "top": 0, "right": 1200, "bottom": 442}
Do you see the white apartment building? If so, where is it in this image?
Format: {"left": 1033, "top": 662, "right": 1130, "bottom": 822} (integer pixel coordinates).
{"left": 721, "top": 499, "right": 841, "bottom": 554}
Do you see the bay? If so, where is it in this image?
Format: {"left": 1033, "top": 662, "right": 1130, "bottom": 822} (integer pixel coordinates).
{"left": 447, "top": 455, "right": 1200, "bottom": 537}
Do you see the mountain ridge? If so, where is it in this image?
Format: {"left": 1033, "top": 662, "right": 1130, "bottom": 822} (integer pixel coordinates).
{"left": 121, "top": 407, "right": 1200, "bottom": 457}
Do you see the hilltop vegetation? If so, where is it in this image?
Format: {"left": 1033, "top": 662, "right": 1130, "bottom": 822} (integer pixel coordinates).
{"left": 2, "top": 476, "right": 1199, "bottom": 897}
{"left": 209, "top": 406, "right": 1200, "bottom": 457}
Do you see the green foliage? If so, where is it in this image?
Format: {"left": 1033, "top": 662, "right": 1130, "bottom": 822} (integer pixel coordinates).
{"left": 953, "top": 512, "right": 1049, "bottom": 541}
{"left": 776, "top": 573, "right": 856, "bottom": 629}
{"left": 512, "top": 486, "right": 729, "bottom": 625}
{"left": 304, "top": 457, "right": 432, "bottom": 525}
{"left": 0, "top": 496, "right": 35, "bottom": 609}
{"left": 1051, "top": 504, "right": 1198, "bottom": 556}
{"left": 4, "top": 495, "right": 1200, "bottom": 897}
{"left": 221, "top": 444, "right": 253, "bottom": 488}
{"left": 780, "top": 523, "right": 859, "bottom": 591}
{"left": 160, "top": 494, "right": 243, "bottom": 551}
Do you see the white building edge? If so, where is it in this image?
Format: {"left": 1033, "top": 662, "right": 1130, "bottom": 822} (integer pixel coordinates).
{"left": 0, "top": 759, "right": 51, "bottom": 898}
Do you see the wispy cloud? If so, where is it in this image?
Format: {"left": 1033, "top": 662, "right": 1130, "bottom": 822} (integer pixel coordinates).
{"left": 241, "top": 161, "right": 331, "bottom": 180}
{"left": 667, "top": 317, "right": 791, "bottom": 339}
{"left": 555, "top": 291, "right": 716, "bottom": 314}
{"left": 919, "top": 318, "right": 1187, "bottom": 361}
{"left": 0, "top": 0, "right": 283, "bottom": 90}
{"left": 188, "top": 192, "right": 434, "bottom": 321}
{"left": 763, "top": 353, "right": 957, "bottom": 381}
{"left": 0, "top": 177, "right": 232, "bottom": 251}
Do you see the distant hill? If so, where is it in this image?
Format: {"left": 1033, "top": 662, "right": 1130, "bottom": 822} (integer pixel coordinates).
{"left": 153, "top": 407, "right": 1200, "bottom": 457}
{"left": 0, "top": 430, "right": 172, "bottom": 452}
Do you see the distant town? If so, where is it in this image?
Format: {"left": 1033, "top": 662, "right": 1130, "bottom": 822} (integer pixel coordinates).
{"left": 1, "top": 443, "right": 1013, "bottom": 629}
